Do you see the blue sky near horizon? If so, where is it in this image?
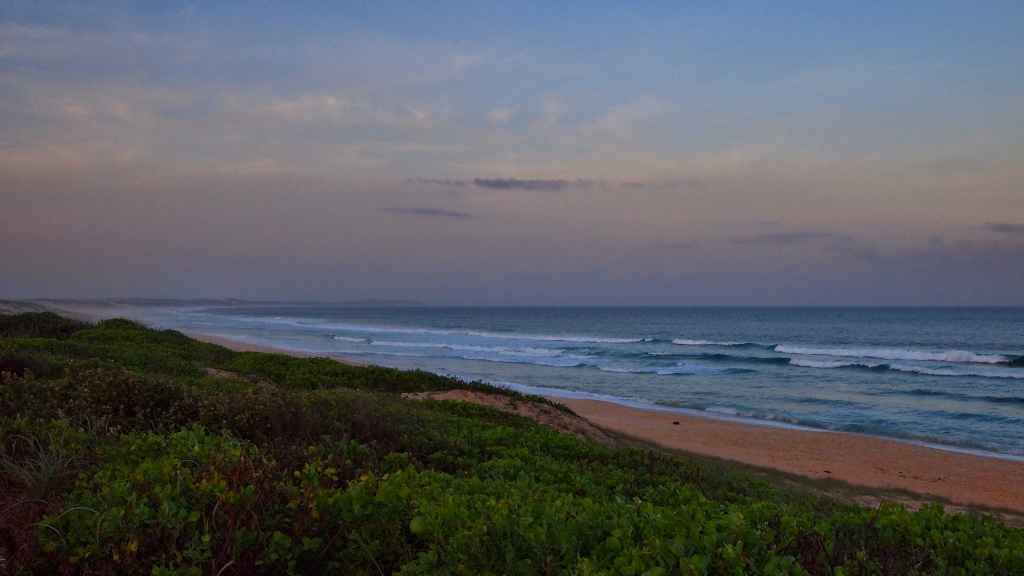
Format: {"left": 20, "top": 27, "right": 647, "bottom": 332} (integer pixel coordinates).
{"left": 2, "top": 1, "right": 1023, "bottom": 305}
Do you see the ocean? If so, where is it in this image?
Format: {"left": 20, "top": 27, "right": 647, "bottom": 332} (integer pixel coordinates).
{"left": 121, "top": 305, "right": 1024, "bottom": 459}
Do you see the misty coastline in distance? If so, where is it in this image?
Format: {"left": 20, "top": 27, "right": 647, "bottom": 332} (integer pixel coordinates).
{"left": 0, "top": 298, "right": 432, "bottom": 315}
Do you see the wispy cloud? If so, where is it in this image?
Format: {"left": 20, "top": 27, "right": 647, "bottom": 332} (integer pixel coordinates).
{"left": 727, "top": 231, "right": 837, "bottom": 245}
{"left": 488, "top": 107, "right": 515, "bottom": 123}
{"left": 398, "top": 177, "right": 596, "bottom": 192}
{"left": 406, "top": 177, "right": 702, "bottom": 192}
{"left": 257, "top": 93, "right": 444, "bottom": 129}
{"left": 471, "top": 178, "right": 569, "bottom": 191}
{"left": 898, "top": 235, "right": 1024, "bottom": 264}
{"left": 446, "top": 52, "right": 484, "bottom": 75}
{"left": 379, "top": 207, "right": 473, "bottom": 219}
{"left": 266, "top": 95, "right": 362, "bottom": 124}
{"left": 985, "top": 222, "right": 1024, "bottom": 234}
{"left": 820, "top": 236, "right": 881, "bottom": 260}
{"left": 404, "top": 178, "right": 468, "bottom": 187}
{"left": 651, "top": 240, "right": 700, "bottom": 250}
{"left": 620, "top": 179, "right": 703, "bottom": 190}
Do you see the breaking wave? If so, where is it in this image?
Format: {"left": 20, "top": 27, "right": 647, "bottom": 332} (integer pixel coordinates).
{"left": 597, "top": 364, "right": 751, "bottom": 376}
{"left": 774, "top": 345, "right": 1014, "bottom": 365}
{"left": 672, "top": 339, "right": 758, "bottom": 347}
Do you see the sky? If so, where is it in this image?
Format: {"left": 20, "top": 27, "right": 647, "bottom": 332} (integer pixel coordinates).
{"left": 2, "top": 1, "right": 1023, "bottom": 305}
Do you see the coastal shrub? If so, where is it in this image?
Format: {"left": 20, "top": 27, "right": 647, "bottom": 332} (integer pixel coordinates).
{"left": 224, "top": 351, "right": 570, "bottom": 413}
{"left": 71, "top": 318, "right": 192, "bottom": 347}
{"left": 223, "top": 352, "right": 464, "bottom": 393}
{"left": 0, "top": 419, "right": 101, "bottom": 570}
{"left": 0, "top": 346, "right": 64, "bottom": 378}
{"left": 4, "top": 311, "right": 1024, "bottom": 574}
{"left": 3, "top": 312, "right": 561, "bottom": 404}
{"left": 67, "top": 317, "right": 236, "bottom": 373}
{"left": 1, "top": 336, "right": 93, "bottom": 364}
{"left": 224, "top": 352, "right": 370, "bottom": 390}
{"left": 190, "top": 374, "right": 254, "bottom": 393}
{"left": 0, "top": 422, "right": 84, "bottom": 501}
{"left": 0, "top": 367, "right": 203, "bottom": 433}
{"left": 23, "top": 420, "right": 1024, "bottom": 575}
{"left": 798, "top": 502, "right": 1024, "bottom": 575}
{"left": 39, "top": 425, "right": 279, "bottom": 574}
{"left": 0, "top": 367, "right": 409, "bottom": 455}
{"left": 1, "top": 335, "right": 212, "bottom": 379}
{"left": 0, "top": 311, "right": 88, "bottom": 340}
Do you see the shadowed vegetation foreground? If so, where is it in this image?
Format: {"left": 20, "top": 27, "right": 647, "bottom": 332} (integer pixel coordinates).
{"left": 1, "top": 311, "right": 1022, "bottom": 574}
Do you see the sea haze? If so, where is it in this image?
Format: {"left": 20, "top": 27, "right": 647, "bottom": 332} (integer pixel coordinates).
{"left": 119, "top": 305, "right": 1024, "bottom": 458}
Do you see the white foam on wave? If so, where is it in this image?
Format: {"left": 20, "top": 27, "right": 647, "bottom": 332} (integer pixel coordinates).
{"left": 368, "top": 340, "right": 450, "bottom": 349}
{"left": 323, "top": 322, "right": 450, "bottom": 336}
{"left": 333, "top": 349, "right": 432, "bottom": 359}
{"left": 789, "top": 359, "right": 882, "bottom": 370}
{"left": 786, "top": 356, "right": 1024, "bottom": 379}
{"left": 672, "top": 339, "right": 749, "bottom": 347}
{"left": 597, "top": 363, "right": 733, "bottom": 375}
{"left": 596, "top": 366, "right": 650, "bottom": 374}
{"left": 476, "top": 332, "right": 646, "bottom": 344}
{"left": 327, "top": 344, "right": 589, "bottom": 366}
{"left": 889, "top": 364, "right": 1024, "bottom": 380}
{"left": 370, "top": 339, "right": 529, "bottom": 353}
{"left": 471, "top": 380, "right": 822, "bottom": 432}
{"left": 366, "top": 339, "right": 591, "bottom": 360}
{"left": 462, "top": 355, "right": 591, "bottom": 368}
{"left": 311, "top": 320, "right": 647, "bottom": 346}
{"left": 775, "top": 345, "right": 1010, "bottom": 364}
{"left": 657, "top": 365, "right": 732, "bottom": 375}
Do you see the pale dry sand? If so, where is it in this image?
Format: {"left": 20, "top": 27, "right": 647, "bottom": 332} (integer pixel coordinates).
{"left": 551, "top": 397, "right": 1024, "bottom": 515}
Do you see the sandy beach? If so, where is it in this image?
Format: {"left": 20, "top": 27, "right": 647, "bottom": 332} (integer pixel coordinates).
{"left": 552, "top": 397, "right": 1024, "bottom": 516}
{"left": 89, "top": 324, "right": 1024, "bottom": 518}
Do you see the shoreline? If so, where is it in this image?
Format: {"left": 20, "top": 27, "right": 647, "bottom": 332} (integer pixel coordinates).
{"left": 184, "top": 331, "right": 1024, "bottom": 516}
{"left": 532, "top": 387, "right": 1024, "bottom": 463}
{"left": 550, "top": 397, "right": 1024, "bottom": 515}
{"left": 14, "top": 303, "right": 1022, "bottom": 517}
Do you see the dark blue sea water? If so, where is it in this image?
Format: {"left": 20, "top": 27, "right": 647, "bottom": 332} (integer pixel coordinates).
{"left": 125, "top": 306, "right": 1024, "bottom": 458}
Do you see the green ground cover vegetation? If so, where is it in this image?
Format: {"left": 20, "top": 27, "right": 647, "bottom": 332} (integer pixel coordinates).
{"left": 1, "top": 311, "right": 1022, "bottom": 574}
